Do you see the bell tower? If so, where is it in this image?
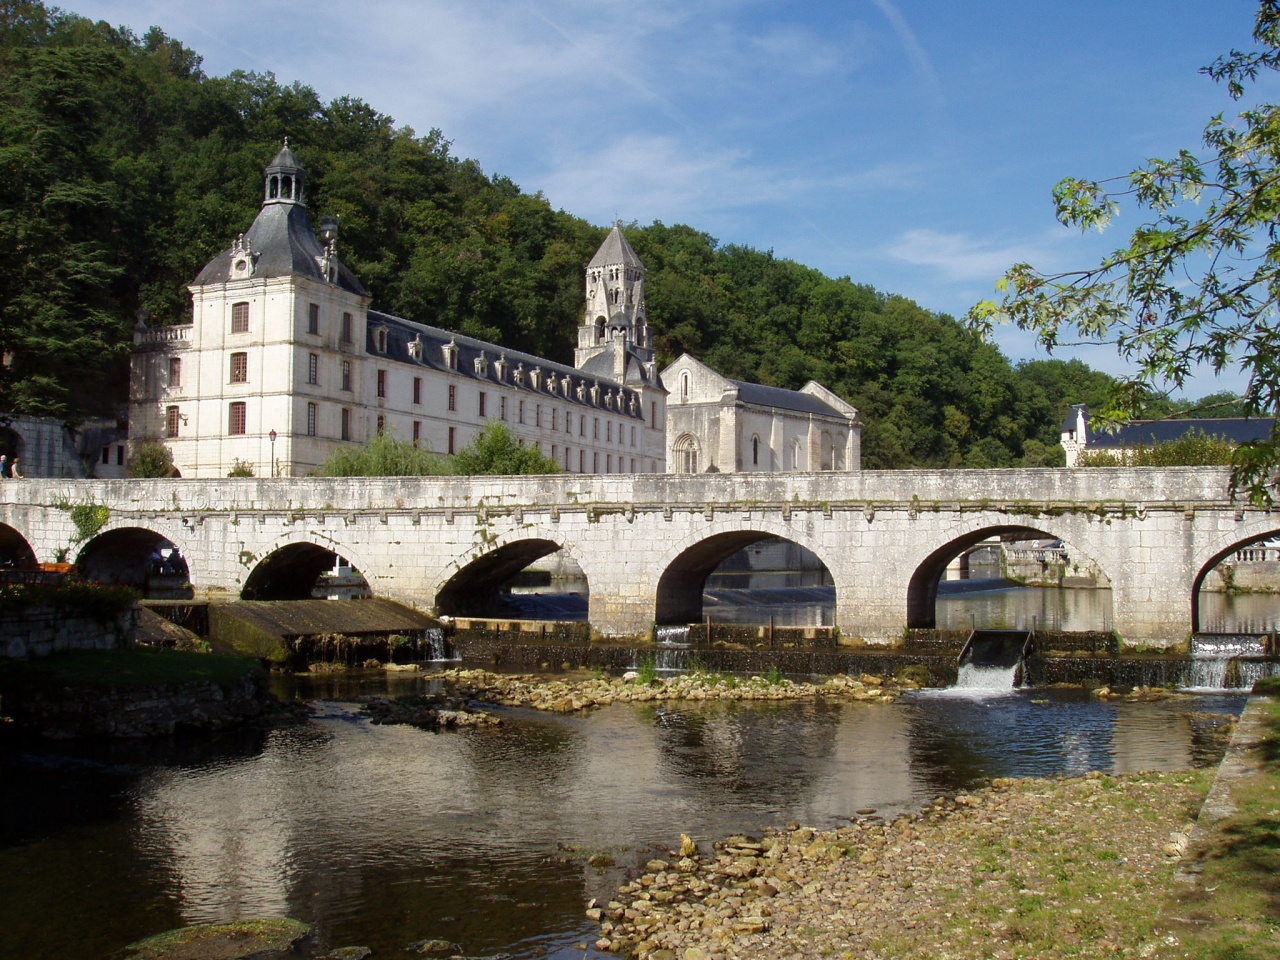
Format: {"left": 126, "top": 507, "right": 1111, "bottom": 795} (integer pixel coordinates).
{"left": 576, "top": 221, "right": 653, "bottom": 368}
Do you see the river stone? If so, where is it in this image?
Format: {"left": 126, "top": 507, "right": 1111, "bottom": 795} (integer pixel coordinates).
{"left": 125, "top": 918, "right": 311, "bottom": 959}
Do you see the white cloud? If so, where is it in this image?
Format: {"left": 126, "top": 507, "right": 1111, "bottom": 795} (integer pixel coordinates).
{"left": 885, "top": 227, "right": 1074, "bottom": 284}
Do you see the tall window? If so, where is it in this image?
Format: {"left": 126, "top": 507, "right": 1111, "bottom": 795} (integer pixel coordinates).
{"left": 228, "top": 402, "right": 247, "bottom": 435}
{"left": 341, "top": 312, "right": 353, "bottom": 343}
{"left": 307, "top": 353, "right": 318, "bottom": 385}
{"left": 500, "top": 396, "right": 507, "bottom": 420}
{"left": 674, "top": 434, "right": 699, "bottom": 474}
{"left": 307, "top": 402, "right": 317, "bottom": 437}
{"left": 518, "top": 399, "right": 525, "bottom": 424}
{"left": 376, "top": 328, "right": 388, "bottom": 353}
{"left": 376, "top": 414, "right": 385, "bottom": 435}
{"left": 376, "top": 369, "right": 386, "bottom": 398}
{"left": 230, "top": 352, "right": 248, "bottom": 383}
{"left": 341, "top": 361, "right": 351, "bottom": 391}
{"left": 412, "top": 420, "right": 421, "bottom": 444}
{"left": 231, "top": 302, "right": 249, "bottom": 333}
{"left": 168, "top": 357, "right": 181, "bottom": 388}
{"left": 752, "top": 435, "right": 760, "bottom": 466}
{"left": 341, "top": 407, "right": 351, "bottom": 441}
{"left": 447, "top": 384, "right": 456, "bottom": 411}
{"left": 308, "top": 303, "right": 319, "bottom": 335}
{"left": 413, "top": 376, "right": 422, "bottom": 405}
{"left": 479, "top": 391, "right": 487, "bottom": 417}
{"left": 448, "top": 426, "right": 456, "bottom": 454}
{"left": 165, "top": 405, "right": 181, "bottom": 438}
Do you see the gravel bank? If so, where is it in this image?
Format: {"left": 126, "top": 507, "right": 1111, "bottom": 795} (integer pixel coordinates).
{"left": 589, "top": 770, "right": 1211, "bottom": 960}
{"left": 428, "top": 667, "right": 912, "bottom": 712}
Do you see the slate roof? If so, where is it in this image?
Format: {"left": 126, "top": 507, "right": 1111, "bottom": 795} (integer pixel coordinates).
{"left": 367, "top": 310, "right": 650, "bottom": 420}
{"left": 1089, "top": 417, "right": 1276, "bottom": 448}
{"left": 588, "top": 221, "right": 644, "bottom": 269}
{"left": 730, "top": 379, "right": 848, "bottom": 418}
{"left": 193, "top": 202, "right": 367, "bottom": 296}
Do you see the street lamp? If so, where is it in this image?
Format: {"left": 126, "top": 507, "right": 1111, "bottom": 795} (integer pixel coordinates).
{"left": 269, "top": 429, "right": 277, "bottom": 477}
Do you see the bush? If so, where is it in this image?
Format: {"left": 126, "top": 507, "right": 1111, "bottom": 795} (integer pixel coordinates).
{"left": 314, "top": 433, "right": 452, "bottom": 477}
{"left": 453, "top": 421, "right": 563, "bottom": 475}
{"left": 129, "top": 442, "right": 176, "bottom": 478}
{"left": 227, "top": 459, "right": 254, "bottom": 477}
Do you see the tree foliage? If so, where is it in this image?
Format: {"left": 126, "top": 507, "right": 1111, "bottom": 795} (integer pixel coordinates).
{"left": 7, "top": 1, "right": 1247, "bottom": 470}
{"left": 969, "top": 0, "right": 1280, "bottom": 501}
{"left": 452, "top": 421, "right": 562, "bottom": 475}
{"left": 1076, "top": 430, "right": 1239, "bottom": 467}
{"left": 127, "top": 441, "right": 174, "bottom": 478}
{"left": 314, "top": 432, "right": 450, "bottom": 477}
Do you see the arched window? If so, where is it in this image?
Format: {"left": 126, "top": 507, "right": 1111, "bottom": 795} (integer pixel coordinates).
{"left": 680, "top": 372, "right": 690, "bottom": 401}
{"left": 751, "top": 435, "right": 760, "bottom": 467}
{"left": 674, "top": 434, "right": 700, "bottom": 474}
{"left": 821, "top": 431, "right": 834, "bottom": 471}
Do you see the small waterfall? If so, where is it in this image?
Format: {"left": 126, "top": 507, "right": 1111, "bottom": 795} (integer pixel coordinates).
{"left": 954, "top": 630, "right": 1031, "bottom": 690}
{"left": 1188, "top": 633, "right": 1277, "bottom": 690}
{"left": 645, "top": 624, "right": 693, "bottom": 673}
{"left": 423, "top": 627, "right": 458, "bottom": 663}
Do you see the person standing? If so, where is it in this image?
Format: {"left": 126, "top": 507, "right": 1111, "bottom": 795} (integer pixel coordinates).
{"left": 10, "top": 458, "right": 22, "bottom": 478}
{"left": 0, "top": 455, "right": 9, "bottom": 479}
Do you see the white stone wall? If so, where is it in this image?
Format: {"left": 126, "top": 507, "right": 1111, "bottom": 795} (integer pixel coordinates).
{"left": 0, "top": 467, "right": 1264, "bottom": 646}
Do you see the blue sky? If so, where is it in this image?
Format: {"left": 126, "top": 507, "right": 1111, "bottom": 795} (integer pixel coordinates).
{"left": 68, "top": 0, "right": 1272, "bottom": 396}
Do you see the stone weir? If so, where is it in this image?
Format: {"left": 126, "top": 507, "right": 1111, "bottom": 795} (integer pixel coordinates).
{"left": 208, "top": 598, "right": 449, "bottom": 668}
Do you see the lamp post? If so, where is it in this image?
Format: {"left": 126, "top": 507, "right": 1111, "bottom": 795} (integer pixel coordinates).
{"left": 269, "top": 429, "right": 277, "bottom": 477}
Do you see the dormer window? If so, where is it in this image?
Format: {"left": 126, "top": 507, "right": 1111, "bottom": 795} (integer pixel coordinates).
{"left": 530, "top": 366, "right": 543, "bottom": 390}
{"left": 375, "top": 327, "right": 388, "bottom": 353}
{"left": 495, "top": 354, "right": 508, "bottom": 380}
{"left": 443, "top": 339, "right": 458, "bottom": 370}
{"left": 561, "top": 374, "right": 571, "bottom": 395}
{"left": 514, "top": 363, "right": 525, "bottom": 386}
{"left": 575, "top": 381, "right": 586, "bottom": 401}
{"left": 590, "top": 382, "right": 601, "bottom": 405}
{"left": 547, "top": 374, "right": 557, "bottom": 395}
{"left": 408, "top": 334, "right": 424, "bottom": 361}
{"left": 229, "top": 235, "right": 254, "bottom": 278}
{"left": 474, "top": 350, "right": 489, "bottom": 376}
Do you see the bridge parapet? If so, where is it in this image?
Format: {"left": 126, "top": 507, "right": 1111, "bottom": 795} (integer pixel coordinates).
{"left": 0, "top": 467, "right": 1267, "bottom": 645}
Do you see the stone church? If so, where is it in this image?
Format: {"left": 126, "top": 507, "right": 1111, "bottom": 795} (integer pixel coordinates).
{"left": 128, "top": 143, "right": 860, "bottom": 479}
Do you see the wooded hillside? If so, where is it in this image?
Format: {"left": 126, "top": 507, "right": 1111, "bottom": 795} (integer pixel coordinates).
{"left": 1, "top": 1, "right": 1175, "bottom": 467}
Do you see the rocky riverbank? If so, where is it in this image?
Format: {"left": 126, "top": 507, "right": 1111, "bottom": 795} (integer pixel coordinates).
{"left": 428, "top": 667, "right": 914, "bottom": 713}
{"left": 589, "top": 770, "right": 1212, "bottom": 960}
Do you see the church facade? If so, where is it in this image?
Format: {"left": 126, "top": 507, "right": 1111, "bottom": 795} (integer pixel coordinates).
{"left": 129, "top": 144, "right": 858, "bottom": 479}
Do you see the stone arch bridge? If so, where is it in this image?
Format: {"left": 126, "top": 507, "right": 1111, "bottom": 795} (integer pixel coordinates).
{"left": 0, "top": 467, "right": 1271, "bottom": 645}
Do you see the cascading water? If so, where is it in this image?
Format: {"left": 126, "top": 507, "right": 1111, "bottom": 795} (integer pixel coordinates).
{"left": 646, "top": 624, "right": 693, "bottom": 673}
{"left": 1188, "top": 634, "right": 1277, "bottom": 690}
{"left": 423, "top": 627, "right": 458, "bottom": 663}
{"left": 953, "top": 630, "right": 1031, "bottom": 690}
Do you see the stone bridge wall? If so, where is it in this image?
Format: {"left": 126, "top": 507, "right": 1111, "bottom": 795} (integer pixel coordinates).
{"left": 0, "top": 467, "right": 1272, "bottom": 646}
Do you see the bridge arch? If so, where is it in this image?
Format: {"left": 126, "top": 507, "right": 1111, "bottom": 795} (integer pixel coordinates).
{"left": 654, "top": 525, "right": 835, "bottom": 626}
{"left": 75, "top": 525, "right": 195, "bottom": 597}
{"left": 1191, "top": 524, "right": 1280, "bottom": 632}
{"left": 0, "top": 522, "right": 37, "bottom": 569}
{"left": 241, "top": 534, "right": 380, "bottom": 601}
{"left": 435, "top": 534, "right": 588, "bottom": 618}
{"left": 905, "top": 522, "right": 1112, "bottom": 630}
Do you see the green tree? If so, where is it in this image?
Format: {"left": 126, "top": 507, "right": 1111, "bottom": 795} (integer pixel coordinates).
{"left": 128, "top": 441, "right": 175, "bottom": 477}
{"left": 452, "top": 420, "right": 562, "bottom": 475}
{"left": 314, "top": 432, "right": 450, "bottom": 477}
{"left": 970, "top": 0, "right": 1280, "bottom": 502}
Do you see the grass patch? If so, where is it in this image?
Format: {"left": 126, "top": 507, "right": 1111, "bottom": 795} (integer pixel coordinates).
{"left": 1158, "top": 695, "right": 1280, "bottom": 959}
{"left": 0, "top": 648, "right": 264, "bottom": 691}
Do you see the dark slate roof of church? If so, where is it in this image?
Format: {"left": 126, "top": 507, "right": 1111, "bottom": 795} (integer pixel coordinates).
{"left": 588, "top": 222, "right": 644, "bottom": 269}
{"left": 193, "top": 202, "right": 367, "bottom": 296}
{"left": 1088, "top": 417, "right": 1275, "bottom": 448}
{"left": 367, "top": 310, "right": 649, "bottom": 420}
{"left": 730, "top": 379, "right": 848, "bottom": 418}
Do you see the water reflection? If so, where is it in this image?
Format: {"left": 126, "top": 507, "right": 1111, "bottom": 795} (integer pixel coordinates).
{"left": 0, "top": 688, "right": 1246, "bottom": 960}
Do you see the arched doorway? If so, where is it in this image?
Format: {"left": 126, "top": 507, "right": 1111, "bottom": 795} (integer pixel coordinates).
{"left": 0, "top": 523, "right": 37, "bottom": 571}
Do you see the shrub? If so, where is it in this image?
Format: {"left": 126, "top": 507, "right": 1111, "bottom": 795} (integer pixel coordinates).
{"left": 129, "top": 442, "right": 176, "bottom": 478}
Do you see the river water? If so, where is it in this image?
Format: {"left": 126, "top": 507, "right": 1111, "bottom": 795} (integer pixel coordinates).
{"left": 0, "top": 677, "right": 1246, "bottom": 960}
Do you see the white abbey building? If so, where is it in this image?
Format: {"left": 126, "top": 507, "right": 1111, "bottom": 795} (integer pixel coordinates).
{"left": 129, "top": 144, "right": 859, "bottom": 479}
